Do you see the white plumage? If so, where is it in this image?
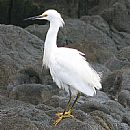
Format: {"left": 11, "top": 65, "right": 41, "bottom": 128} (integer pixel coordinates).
{"left": 31, "top": 9, "right": 102, "bottom": 97}
{"left": 25, "top": 9, "right": 102, "bottom": 126}
{"left": 49, "top": 47, "right": 102, "bottom": 96}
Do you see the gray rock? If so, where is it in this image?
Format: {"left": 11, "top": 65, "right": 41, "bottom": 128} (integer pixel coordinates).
{"left": 1, "top": 91, "right": 130, "bottom": 130}
{"left": 26, "top": 19, "right": 116, "bottom": 51}
{"left": 102, "top": 100, "right": 125, "bottom": 121}
{"left": 7, "top": 84, "right": 59, "bottom": 105}
{"left": 26, "top": 19, "right": 116, "bottom": 64}
{"left": 101, "top": 2, "right": 130, "bottom": 33}
{"left": 0, "top": 115, "right": 39, "bottom": 130}
{"left": 0, "top": 4, "right": 130, "bottom": 129}
{"left": 0, "top": 25, "right": 43, "bottom": 87}
{"left": 0, "top": 95, "right": 52, "bottom": 130}
{"left": 118, "top": 90, "right": 130, "bottom": 108}
{"left": 10, "top": 66, "right": 42, "bottom": 85}
{"left": 121, "top": 68, "right": 130, "bottom": 91}
{"left": 35, "top": 104, "right": 56, "bottom": 112}
{"left": 25, "top": 24, "right": 49, "bottom": 42}
{"left": 44, "top": 95, "right": 63, "bottom": 109}
{"left": 111, "top": 31, "right": 130, "bottom": 50}
{"left": 123, "top": 112, "right": 130, "bottom": 126}
{"left": 26, "top": 19, "right": 87, "bottom": 46}
{"left": 84, "top": 23, "right": 116, "bottom": 53}
{"left": 119, "top": 32, "right": 130, "bottom": 46}
{"left": 105, "top": 56, "right": 130, "bottom": 71}
{"left": 92, "top": 63, "right": 112, "bottom": 81}
{"left": 102, "top": 71, "right": 122, "bottom": 98}
{"left": 117, "top": 46, "right": 130, "bottom": 62}
{"left": 81, "top": 15, "right": 110, "bottom": 34}
{"left": 49, "top": 118, "right": 101, "bottom": 130}
{"left": 90, "top": 110, "right": 130, "bottom": 130}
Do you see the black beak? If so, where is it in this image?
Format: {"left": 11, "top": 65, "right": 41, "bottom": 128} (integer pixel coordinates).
{"left": 24, "top": 15, "right": 43, "bottom": 21}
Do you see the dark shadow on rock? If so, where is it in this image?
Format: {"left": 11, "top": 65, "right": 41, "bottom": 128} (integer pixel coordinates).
{"left": 7, "top": 84, "right": 59, "bottom": 105}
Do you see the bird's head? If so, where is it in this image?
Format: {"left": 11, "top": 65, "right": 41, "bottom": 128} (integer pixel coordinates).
{"left": 25, "top": 9, "right": 65, "bottom": 28}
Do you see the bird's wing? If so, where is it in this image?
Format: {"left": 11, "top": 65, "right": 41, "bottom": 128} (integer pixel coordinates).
{"left": 50, "top": 47, "right": 102, "bottom": 96}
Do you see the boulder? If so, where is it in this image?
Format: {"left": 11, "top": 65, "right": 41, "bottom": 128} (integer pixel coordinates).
{"left": 118, "top": 90, "right": 130, "bottom": 108}
{"left": 117, "top": 46, "right": 130, "bottom": 62}
{"left": 80, "top": 15, "right": 110, "bottom": 34}
{"left": 7, "top": 84, "right": 59, "bottom": 105}
{"left": 0, "top": 116, "right": 39, "bottom": 130}
{"left": 105, "top": 56, "right": 130, "bottom": 71}
{"left": 121, "top": 68, "right": 130, "bottom": 91}
{"left": 90, "top": 110, "right": 130, "bottom": 130}
{"left": 1, "top": 89, "right": 130, "bottom": 130}
{"left": 102, "top": 71, "right": 122, "bottom": 98}
{"left": 110, "top": 31, "right": 130, "bottom": 50}
{"left": 26, "top": 19, "right": 116, "bottom": 64}
{"left": 0, "top": 24, "right": 43, "bottom": 87}
{"left": 91, "top": 63, "right": 112, "bottom": 82}
{"left": 0, "top": 95, "right": 52, "bottom": 130}
{"left": 101, "top": 2, "right": 130, "bottom": 33}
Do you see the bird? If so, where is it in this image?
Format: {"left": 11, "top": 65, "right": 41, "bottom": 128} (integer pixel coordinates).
{"left": 25, "top": 9, "right": 102, "bottom": 126}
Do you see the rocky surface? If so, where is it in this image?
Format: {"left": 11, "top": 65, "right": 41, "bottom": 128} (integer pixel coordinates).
{"left": 0, "top": 1, "right": 130, "bottom": 130}
{"left": 0, "top": 25, "right": 43, "bottom": 87}
{"left": 1, "top": 0, "right": 130, "bottom": 28}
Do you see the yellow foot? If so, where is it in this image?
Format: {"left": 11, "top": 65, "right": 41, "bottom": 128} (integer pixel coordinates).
{"left": 53, "top": 110, "right": 74, "bottom": 126}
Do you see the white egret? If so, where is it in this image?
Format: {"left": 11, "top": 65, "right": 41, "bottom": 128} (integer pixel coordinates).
{"left": 25, "top": 9, "right": 102, "bottom": 126}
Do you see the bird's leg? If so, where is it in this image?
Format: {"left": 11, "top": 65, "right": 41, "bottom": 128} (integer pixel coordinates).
{"left": 69, "top": 92, "right": 80, "bottom": 111}
{"left": 53, "top": 92, "right": 80, "bottom": 126}
{"left": 53, "top": 88, "right": 74, "bottom": 126}
{"left": 53, "top": 96, "right": 74, "bottom": 126}
{"left": 62, "top": 88, "right": 72, "bottom": 115}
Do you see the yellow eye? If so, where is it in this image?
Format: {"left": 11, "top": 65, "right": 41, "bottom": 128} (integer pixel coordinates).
{"left": 44, "top": 14, "right": 48, "bottom": 17}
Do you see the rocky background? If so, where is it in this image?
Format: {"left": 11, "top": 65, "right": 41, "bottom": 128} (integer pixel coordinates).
{"left": 0, "top": 0, "right": 130, "bottom": 130}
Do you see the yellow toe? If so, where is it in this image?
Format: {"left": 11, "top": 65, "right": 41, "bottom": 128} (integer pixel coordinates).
{"left": 53, "top": 116, "right": 63, "bottom": 126}
{"left": 53, "top": 110, "right": 74, "bottom": 126}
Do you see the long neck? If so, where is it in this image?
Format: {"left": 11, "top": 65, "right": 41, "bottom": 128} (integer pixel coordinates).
{"left": 45, "top": 23, "right": 59, "bottom": 49}
{"left": 43, "top": 22, "right": 60, "bottom": 67}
